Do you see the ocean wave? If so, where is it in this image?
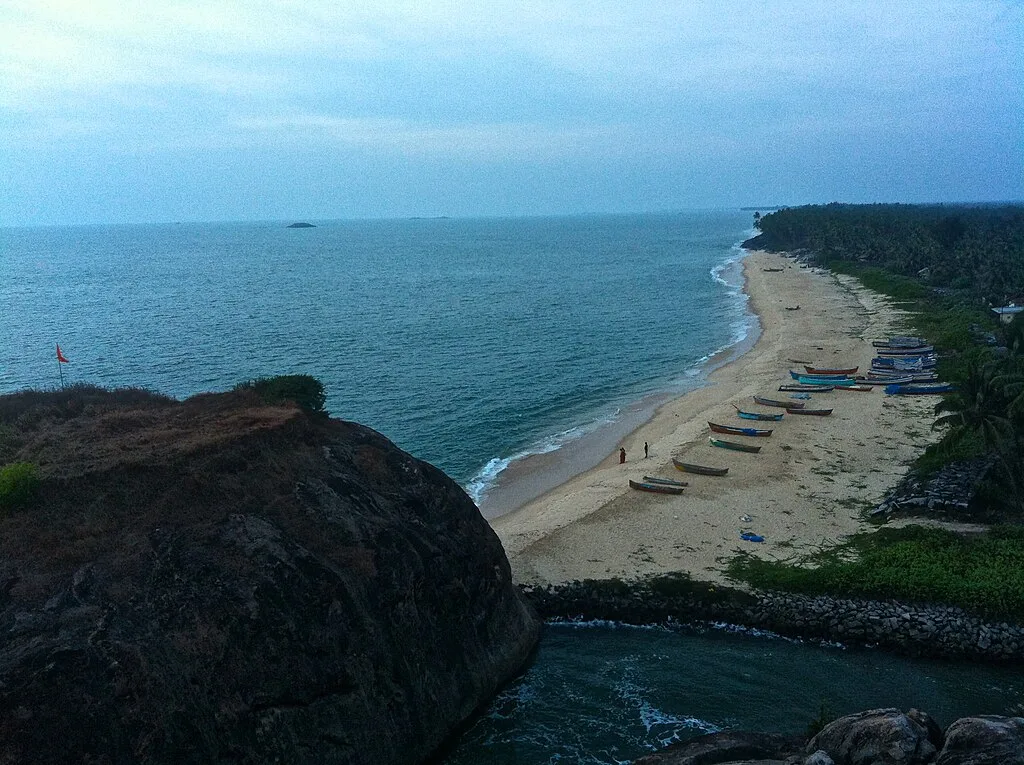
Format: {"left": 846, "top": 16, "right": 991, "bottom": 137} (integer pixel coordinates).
{"left": 464, "top": 411, "right": 620, "bottom": 504}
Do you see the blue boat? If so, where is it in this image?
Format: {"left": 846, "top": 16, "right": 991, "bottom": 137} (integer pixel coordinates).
{"left": 734, "top": 408, "right": 785, "bottom": 421}
{"left": 884, "top": 383, "right": 954, "bottom": 395}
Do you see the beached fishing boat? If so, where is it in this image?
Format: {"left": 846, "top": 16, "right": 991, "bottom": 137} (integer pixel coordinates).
{"left": 873, "top": 336, "right": 926, "bottom": 348}
{"left": 855, "top": 375, "right": 914, "bottom": 386}
{"left": 709, "top": 437, "right": 761, "bottom": 453}
{"left": 884, "top": 383, "right": 954, "bottom": 395}
{"left": 790, "top": 370, "right": 849, "bottom": 380}
{"left": 643, "top": 475, "right": 688, "bottom": 487}
{"left": 785, "top": 407, "right": 833, "bottom": 416}
{"left": 629, "top": 479, "right": 684, "bottom": 495}
{"left": 672, "top": 459, "right": 728, "bottom": 476}
{"left": 872, "top": 357, "right": 936, "bottom": 371}
{"left": 795, "top": 376, "right": 856, "bottom": 386}
{"left": 832, "top": 384, "right": 873, "bottom": 392}
{"left": 762, "top": 267, "right": 784, "bottom": 272}
{"left": 876, "top": 345, "right": 934, "bottom": 356}
{"left": 708, "top": 422, "right": 773, "bottom": 437}
{"left": 804, "top": 365, "right": 858, "bottom": 375}
{"left": 734, "top": 407, "right": 784, "bottom": 421}
{"left": 779, "top": 384, "right": 834, "bottom": 393}
{"left": 754, "top": 395, "right": 803, "bottom": 409}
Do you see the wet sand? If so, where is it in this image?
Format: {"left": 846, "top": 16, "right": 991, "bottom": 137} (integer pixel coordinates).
{"left": 490, "top": 251, "right": 938, "bottom": 585}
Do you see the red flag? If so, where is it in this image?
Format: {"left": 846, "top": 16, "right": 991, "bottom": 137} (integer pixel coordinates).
{"left": 56, "top": 344, "right": 69, "bottom": 364}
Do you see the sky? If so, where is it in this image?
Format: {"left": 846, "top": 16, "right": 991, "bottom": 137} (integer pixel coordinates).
{"left": 1, "top": 1, "right": 1022, "bottom": 225}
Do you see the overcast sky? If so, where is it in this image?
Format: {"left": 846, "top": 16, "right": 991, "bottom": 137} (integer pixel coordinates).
{"left": 1, "top": 1, "right": 1021, "bottom": 225}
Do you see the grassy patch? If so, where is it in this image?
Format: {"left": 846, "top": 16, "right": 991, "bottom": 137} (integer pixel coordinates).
{"left": 725, "top": 525, "right": 1024, "bottom": 619}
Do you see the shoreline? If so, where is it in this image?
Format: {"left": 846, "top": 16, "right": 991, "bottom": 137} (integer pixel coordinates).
{"left": 476, "top": 247, "right": 759, "bottom": 519}
{"left": 490, "top": 250, "right": 939, "bottom": 586}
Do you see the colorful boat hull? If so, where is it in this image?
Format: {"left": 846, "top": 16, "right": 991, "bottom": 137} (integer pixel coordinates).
{"left": 804, "top": 366, "right": 858, "bottom": 375}
{"left": 735, "top": 408, "right": 785, "bottom": 421}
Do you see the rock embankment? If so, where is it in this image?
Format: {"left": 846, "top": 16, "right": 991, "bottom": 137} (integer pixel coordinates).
{"left": 634, "top": 708, "right": 1024, "bottom": 764}
{"left": 0, "top": 386, "right": 540, "bottom": 764}
{"left": 523, "top": 579, "right": 1024, "bottom": 661}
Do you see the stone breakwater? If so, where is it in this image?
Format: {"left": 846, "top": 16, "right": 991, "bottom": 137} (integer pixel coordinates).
{"left": 522, "top": 579, "right": 1024, "bottom": 662}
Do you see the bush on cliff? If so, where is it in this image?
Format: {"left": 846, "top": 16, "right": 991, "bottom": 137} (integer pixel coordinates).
{"left": 0, "top": 462, "right": 40, "bottom": 511}
{"left": 236, "top": 375, "right": 326, "bottom": 414}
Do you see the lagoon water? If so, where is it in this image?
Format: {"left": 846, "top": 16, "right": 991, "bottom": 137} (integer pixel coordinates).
{"left": 3, "top": 212, "right": 1019, "bottom": 761}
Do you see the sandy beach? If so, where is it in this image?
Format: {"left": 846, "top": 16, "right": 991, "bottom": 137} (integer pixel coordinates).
{"left": 491, "top": 250, "right": 938, "bottom": 586}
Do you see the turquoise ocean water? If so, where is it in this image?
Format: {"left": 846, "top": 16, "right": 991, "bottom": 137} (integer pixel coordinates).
{"left": 3, "top": 212, "right": 1020, "bottom": 761}
{"left": 0, "top": 211, "right": 754, "bottom": 505}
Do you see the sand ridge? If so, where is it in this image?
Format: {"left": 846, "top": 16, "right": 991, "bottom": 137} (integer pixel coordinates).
{"left": 490, "top": 251, "right": 938, "bottom": 585}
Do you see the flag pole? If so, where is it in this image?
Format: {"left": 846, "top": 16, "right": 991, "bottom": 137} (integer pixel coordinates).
{"left": 56, "top": 343, "right": 65, "bottom": 390}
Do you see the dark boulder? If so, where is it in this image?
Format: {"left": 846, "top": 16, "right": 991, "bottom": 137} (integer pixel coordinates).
{"left": 806, "top": 708, "right": 938, "bottom": 764}
{"left": 0, "top": 388, "right": 539, "bottom": 764}
{"left": 936, "top": 716, "right": 1024, "bottom": 765}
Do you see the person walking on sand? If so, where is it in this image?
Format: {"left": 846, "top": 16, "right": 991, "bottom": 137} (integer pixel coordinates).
{"left": 644, "top": 441, "right": 649, "bottom": 458}
{"left": 619, "top": 447, "right": 626, "bottom": 464}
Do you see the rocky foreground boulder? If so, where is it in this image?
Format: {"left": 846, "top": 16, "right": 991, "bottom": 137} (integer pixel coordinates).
{"left": 0, "top": 386, "right": 540, "bottom": 763}
{"left": 633, "top": 709, "right": 1024, "bottom": 764}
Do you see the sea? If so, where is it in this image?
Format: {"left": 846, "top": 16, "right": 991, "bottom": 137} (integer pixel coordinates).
{"left": 3, "top": 211, "right": 1021, "bottom": 762}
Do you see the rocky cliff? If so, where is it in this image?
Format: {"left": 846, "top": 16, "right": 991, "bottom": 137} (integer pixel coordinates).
{"left": 0, "top": 386, "right": 540, "bottom": 763}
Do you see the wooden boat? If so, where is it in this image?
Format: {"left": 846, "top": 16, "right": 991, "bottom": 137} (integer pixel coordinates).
{"left": 708, "top": 421, "right": 772, "bottom": 437}
{"left": 709, "top": 437, "right": 761, "bottom": 453}
{"left": 785, "top": 407, "right": 833, "bottom": 416}
{"left": 873, "top": 336, "right": 925, "bottom": 348}
{"left": 673, "top": 459, "right": 728, "bottom": 476}
{"left": 754, "top": 395, "right": 803, "bottom": 409}
{"left": 629, "top": 479, "right": 684, "bottom": 495}
{"left": 795, "top": 376, "right": 856, "bottom": 386}
{"left": 832, "top": 384, "right": 873, "bottom": 392}
{"left": 876, "top": 345, "right": 934, "bottom": 356}
{"left": 734, "top": 406, "right": 784, "bottom": 421}
{"left": 791, "top": 370, "right": 849, "bottom": 380}
{"left": 804, "top": 365, "right": 858, "bottom": 375}
{"left": 884, "top": 383, "right": 954, "bottom": 395}
{"left": 779, "top": 384, "right": 834, "bottom": 393}
{"left": 854, "top": 375, "right": 914, "bottom": 386}
{"left": 762, "top": 267, "right": 784, "bottom": 272}
{"left": 643, "top": 475, "right": 688, "bottom": 487}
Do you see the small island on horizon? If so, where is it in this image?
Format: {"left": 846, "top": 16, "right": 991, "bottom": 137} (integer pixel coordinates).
{"left": 286, "top": 221, "right": 316, "bottom": 228}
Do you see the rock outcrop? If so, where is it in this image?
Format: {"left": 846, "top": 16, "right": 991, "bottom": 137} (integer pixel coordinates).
{"left": 0, "top": 386, "right": 539, "bottom": 763}
{"left": 633, "top": 710, "right": 1024, "bottom": 765}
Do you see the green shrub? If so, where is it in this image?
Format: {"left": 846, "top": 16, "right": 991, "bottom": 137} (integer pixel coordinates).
{"left": 236, "top": 375, "right": 327, "bottom": 414}
{"left": 726, "top": 525, "right": 1024, "bottom": 619}
{"left": 0, "top": 462, "right": 40, "bottom": 511}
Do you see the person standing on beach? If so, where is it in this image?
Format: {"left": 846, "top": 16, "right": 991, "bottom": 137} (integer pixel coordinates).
{"left": 644, "top": 441, "right": 649, "bottom": 458}
{"left": 619, "top": 447, "right": 626, "bottom": 464}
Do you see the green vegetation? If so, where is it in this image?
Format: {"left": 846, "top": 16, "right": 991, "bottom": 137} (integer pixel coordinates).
{"left": 750, "top": 203, "right": 1024, "bottom": 303}
{"left": 727, "top": 526, "right": 1024, "bottom": 619}
{"left": 235, "top": 375, "right": 326, "bottom": 414}
{"left": 0, "top": 462, "right": 40, "bottom": 512}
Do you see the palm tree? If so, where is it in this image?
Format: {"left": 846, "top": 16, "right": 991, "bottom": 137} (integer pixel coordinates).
{"left": 933, "top": 353, "right": 1024, "bottom": 512}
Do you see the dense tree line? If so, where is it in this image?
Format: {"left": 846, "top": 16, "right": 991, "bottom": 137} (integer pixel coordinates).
{"left": 747, "top": 203, "right": 1024, "bottom": 305}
